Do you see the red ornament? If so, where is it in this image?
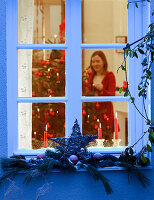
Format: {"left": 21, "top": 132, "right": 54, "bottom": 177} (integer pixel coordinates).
{"left": 82, "top": 110, "right": 86, "bottom": 116}
{"left": 41, "top": 60, "right": 46, "bottom": 66}
{"left": 59, "top": 58, "right": 64, "bottom": 64}
{"left": 53, "top": 67, "right": 59, "bottom": 72}
{"left": 104, "top": 114, "right": 107, "bottom": 120}
{"left": 47, "top": 134, "right": 54, "bottom": 138}
{"left": 39, "top": 72, "right": 43, "bottom": 76}
{"left": 69, "top": 155, "right": 78, "bottom": 165}
{"left": 45, "top": 112, "right": 49, "bottom": 117}
{"left": 94, "top": 125, "right": 98, "bottom": 130}
{"left": 32, "top": 92, "right": 36, "bottom": 97}
{"left": 95, "top": 103, "right": 100, "bottom": 110}
{"left": 49, "top": 89, "right": 55, "bottom": 95}
{"left": 46, "top": 61, "right": 51, "bottom": 65}
{"left": 37, "top": 153, "right": 46, "bottom": 159}
{"left": 34, "top": 71, "right": 39, "bottom": 77}
{"left": 50, "top": 111, "right": 55, "bottom": 116}
{"left": 46, "top": 123, "right": 51, "bottom": 129}
{"left": 93, "top": 116, "right": 97, "bottom": 120}
{"left": 93, "top": 153, "right": 102, "bottom": 161}
{"left": 122, "top": 81, "right": 128, "bottom": 91}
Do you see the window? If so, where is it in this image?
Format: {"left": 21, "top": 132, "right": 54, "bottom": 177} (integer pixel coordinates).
{"left": 7, "top": 0, "right": 150, "bottom": 155}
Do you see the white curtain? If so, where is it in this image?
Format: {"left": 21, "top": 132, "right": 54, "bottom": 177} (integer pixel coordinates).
{"left": 18, "top": 0, "right": 34, "bottom": 149}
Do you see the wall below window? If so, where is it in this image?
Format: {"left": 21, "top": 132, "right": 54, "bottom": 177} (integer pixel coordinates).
{"left": 0, "top": 1, "right": 154, "bottom": 200}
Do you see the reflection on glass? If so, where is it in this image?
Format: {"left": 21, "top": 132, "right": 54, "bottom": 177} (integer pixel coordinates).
{"left": 82, "top": 0, "right": 128, "bottom": 43}
{"left": 82, "top": 49, "right": 128, "bottom": 97}
{"left": 18, "top": 103, "right": 65, "bottom": 149}
{"left": 82, "top": 101, "right": 128, "bottom": 147}
{"left": 18, "top": 0, "right": 65, "bottom": 44}
{"left": 18, "top": 49, "right": 65, "bottom": 97}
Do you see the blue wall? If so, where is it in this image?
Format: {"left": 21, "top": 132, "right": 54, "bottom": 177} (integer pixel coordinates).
{"left": 0, "top": 1, "right": 154, "bottom": 200}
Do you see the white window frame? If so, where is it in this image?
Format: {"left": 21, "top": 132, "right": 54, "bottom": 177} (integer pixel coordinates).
{"left": 6, "top": 0, "right": 150, "bottom": 157}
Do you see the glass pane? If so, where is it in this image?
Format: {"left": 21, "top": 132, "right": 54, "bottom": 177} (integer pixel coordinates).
{"left": 82, "top": 0, "right": 128, "bottom": 43}
{"left": 82, "top": 49, "right": 128, "bottom": 97}
{"left": 18, "top": 0, "right": 65, "bottom": 44}
{"left": 18, "top": 103, "right": 65, "bottom": 149}
{"left": 18, "top": 49, "right": 65, "bottom": 97}
{"left": 82, "top": 101, "right": 128, "bottom": 147}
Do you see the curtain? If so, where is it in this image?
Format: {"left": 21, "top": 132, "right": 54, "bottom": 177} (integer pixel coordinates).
{"left": 18, "top": 0, "right": 34, "bottom": 149}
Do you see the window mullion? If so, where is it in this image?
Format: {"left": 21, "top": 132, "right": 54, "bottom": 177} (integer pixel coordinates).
{"left": 66, "top": 0, "right": 82, "bottom": 136}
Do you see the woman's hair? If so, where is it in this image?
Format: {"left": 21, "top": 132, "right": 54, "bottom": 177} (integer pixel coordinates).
{"left": 90, "top": 51, "right": 108, "bottom": 75}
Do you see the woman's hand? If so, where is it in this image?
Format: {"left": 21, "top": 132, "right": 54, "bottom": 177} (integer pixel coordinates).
{"left": 95, "top": 83, "right": 103, "bottom": 91}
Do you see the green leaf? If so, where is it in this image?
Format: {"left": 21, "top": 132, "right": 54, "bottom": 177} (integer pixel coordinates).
{"left": 138, "top": 48, "right": 145, "bottom": 55}
{"left": 119, "top": 87, "right": 122, "bottom": 94}
{"left": 147, "top": 144, "right": 152, "bottom": 152}
{"left": 149, "top": 134, "right": 154, "bottom": 144}
{"left": 121, "top": 65, "right": 125, "bottom": 70}
{"left": 124, "top": 92, "right": 129, "bottom": 97}
{"left": 141, "top": 155, "right": 147, "bottom": 164}
{"left": 135, "top": 3, "right": 138, "bottom": 8}
{"left": 133, "top": 51, "right": 138, "bottom": 58}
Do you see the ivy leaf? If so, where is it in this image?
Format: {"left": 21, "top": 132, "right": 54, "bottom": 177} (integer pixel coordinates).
{"left": 119, "top": 87, "right": 122, "bottom": 94}
{"left": 147, "top": 144, "right": 152, "bottom": 152}
{"left": 135, "top": 3, "right": 138, "bottom": 8}
{"left": 141, "top": 155, "right": 147, "bottom": 164}
{"left": 133, "top": 51, "right": 138, "bottom": 58}
{"left": 149, "top": 134, "right": 154, "bottom": 145}
{"left": 124, "top": 92, "right": 129, "bottom": 97}
{"left": 138, "top": 48, "right": 145, "bottom": 55}
{"left": 121, "top": 65, "right": 125, "bottom": 70}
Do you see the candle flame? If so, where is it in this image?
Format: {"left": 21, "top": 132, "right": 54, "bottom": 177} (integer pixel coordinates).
{"left": 46, "top": 124, "right": 48, "bottom": 131}
{"left": 97, "top": 119, "right": 99, "bottom": 123}
{"left": 99, "top": 123, "right": 101, "bottom": 128}
{"left": 116, "top": 112, "right": 117, "bottom": 118}
{"left": 54, "top": 34, "right": 57, "bottom": 38}
{"left": 37, "top": 108, "right": 40, "bottom": 112}
{"left": 57, "top": 72, "right": 59, "bottom": 76}
{"left": 34, "top": 131, "right": 36, "bottom": 135}
{"left": 88, "top": 115, "right": 90, "bottom": 118}
{"left": 48, "top": 68, "right": 50, "bottom": 72}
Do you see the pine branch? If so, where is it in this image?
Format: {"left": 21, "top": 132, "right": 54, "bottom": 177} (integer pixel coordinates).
{"left": 85, "top": 164, "right": 113, "bottom": 194}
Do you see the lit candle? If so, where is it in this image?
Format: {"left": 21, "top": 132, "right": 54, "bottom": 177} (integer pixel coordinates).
{"left": 87, "top": 114, "right": 90, "bottom": 123}
{"left": 56, "top": 72, "right": 60, "bottom": 83}
{"left": 48, "top": 68, "right": 50, "bottom": 76}
{"left": 54, "top": 34, "right": 57, "bottom": 43}
{"left": 98, "top": 123, "right": 102, "bottom": 139}
{"left": 34, "top": 131, "right": 37, "bottom": 140}
{"left": 44, "top": 124, "right": 48, "bottom": 148}
{"left": 92, "top": 84, "right": 95, "bottom": 92}
{"left": 115, "top": 112, "right": 119, "bottom": 140}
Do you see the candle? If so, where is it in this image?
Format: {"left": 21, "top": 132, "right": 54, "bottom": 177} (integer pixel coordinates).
{"left": 98, "top": 123, "right": 102, "bottom": 139}
{"left": 56, "top": 72, "right": 60, "bottom": 83}
{"left": 87, "top": 114, "right": 90, "bottom": 123}
{"left": 115, "top": 112, "right": 119, "bottom": 140}
{"left": 34, "top": 131, "right": 37, "bottom": 140}
{"left": 44, "top": 124, "right": 48, "bottom": 148}
{"left": 54, "top": 34, "right": 57, "bottom": 43}
{"left": 92, "top": 84, "right": 95, "bottom": 92}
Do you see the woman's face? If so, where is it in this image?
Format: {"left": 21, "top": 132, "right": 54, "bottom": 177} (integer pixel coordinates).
{"left": 91, "top": 55, "right": 104, "bottom": 74}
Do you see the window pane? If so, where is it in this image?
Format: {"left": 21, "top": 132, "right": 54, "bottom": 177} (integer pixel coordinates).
{"left": 82, "top": 0, "right": 128, "bottom": 43}
{"left": 18, "top": 0, "right": 65, "bottom": 44}
{"left": 18, "top": 49, "right": 65, "bottom": 97}
{"left": 82, "top": 49, "right": 128, "bottom": 97}
{"left": 82, "top": 101, "right": 128, "bottom": 147}
{"left": 18, "top": 103, "right": 65, "bottom": 149}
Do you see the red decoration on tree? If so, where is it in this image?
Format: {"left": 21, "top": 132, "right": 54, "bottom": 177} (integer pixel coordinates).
{"left": 34, "top": 71, "right": 40, "bottom": 77}
{"left": 39, "top": 72, "right": 43, "bottom": 76}
{"left": 59, "top": 58, "right": 64, "bottom": 64}
{"left": 82, "top": 110, "right": 86, "bottom": 116}
{"left": 41, "top": 60, "right": 46, "bottom": 66}
{"left": 94, "top": 125, "right": 98, "bottom": 130}
{"left": 49, "top": 89, "right": 55, "bottom": 95}
{"left": 32, "top": 92, "right": 36, "bottom": 97}
{"left": 46, "top": 61, "right": 51, "bottom": 65}
{"left": 50, "top": 111, "right": 55, "bottom": 116}
{"left": 93, "top": 116, "right": 97, "bottom": 120}
{"left": 104, "top": 114, "right": 107, "bottom": 120}
{"left": 95, "top": 103, "right": 100, "bottom": 110}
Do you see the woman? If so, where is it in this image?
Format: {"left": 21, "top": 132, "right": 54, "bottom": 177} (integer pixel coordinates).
{"left": 84, "top": 51, "right": 116, "bottom": 145}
